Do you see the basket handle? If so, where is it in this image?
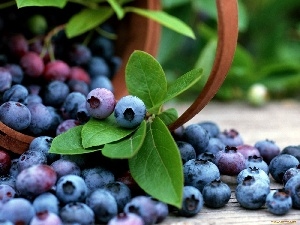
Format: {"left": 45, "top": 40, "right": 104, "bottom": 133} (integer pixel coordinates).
{"left": 168, "top": 0, "right": 239, "bottom": 131}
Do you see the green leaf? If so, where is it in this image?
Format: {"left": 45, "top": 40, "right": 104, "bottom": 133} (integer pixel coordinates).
{"left": 102, "top": 120, "right": 146, "bottom": 159}
{"left": 124, "top": 7, "right": 195, "bottom": 39}
{"left": 16, "top": 0, "right": 67, "bottom": 8}
{"left": 164, "top": 68, "right": 202, "bottom": 103}
{"left": 157, "top": 108, "right": 178, "bottom": 126}
{"left": 107, "top": 0, "right": 125, "bottom": 19}
{"left": 49, "top": 126, "right": 100, "bottom": 155}
{"left": 81, "top": 117, "right": 135, "bottom": 149}
{"left": 126, "top": 50, "right": 167, "bottom": 114}
{"left": 65, "top": 7, "right": 114, "bottom": 38}
{"left": 129, "top": 117, "right": 183, "bottom": 208}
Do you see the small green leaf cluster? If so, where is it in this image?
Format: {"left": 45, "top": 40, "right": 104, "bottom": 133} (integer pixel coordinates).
{"left": 14, "top": 0, "right": 195, "bottom": 39}
{"left": 49, "top": 50, "right": 202, "bottom": 208}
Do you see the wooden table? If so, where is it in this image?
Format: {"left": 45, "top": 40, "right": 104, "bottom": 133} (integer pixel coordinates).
{"left": 162, "top": 100, "right": 300, "bottom": 224}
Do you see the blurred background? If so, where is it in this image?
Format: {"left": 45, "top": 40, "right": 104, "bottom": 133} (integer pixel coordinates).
{"left": 157, "top": 0, "right": 300, "bottom": 106}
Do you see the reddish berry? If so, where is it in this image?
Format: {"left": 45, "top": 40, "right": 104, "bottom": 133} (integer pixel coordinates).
{"left": 0, "top": 150, "right": 11, "bottom": 175}
{"left": 43, "top": 60, "right": 71, "bottom": 82}
{"left": 20, "top": 51, "right": 44, "bottom": 77}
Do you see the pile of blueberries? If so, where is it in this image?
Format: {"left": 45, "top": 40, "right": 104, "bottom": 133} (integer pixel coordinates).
{"left": 1, "top": 4, "right": 300, "bottom": 225}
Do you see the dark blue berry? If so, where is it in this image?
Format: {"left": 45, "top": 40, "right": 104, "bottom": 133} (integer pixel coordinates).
{"left": 0, "top": 101, "right": 31, "bottom": 131}
{"left": 254, "top": 139, "right": 280, "bottom": 164}
{"left": 114, "top": 95, "right": 146, "bottom": 129}
{"left": 281, "top": 145, "right": 300, "bottom": 162}
{"left": 108, "top": 212, "right": 144, "bottom": 225}
{"left": 282, "top": 165, "right": 300, "bottom": 186}
{"left": 269, "top": 154, "right": 299, "bottom": 183}
{"left": 183, "top": 124, "right": 210, "bottom": 155}
{"left": 55, "top": 174, "right": 88, "bottom": 204}
{"left": 87, "top": 56, "right": 110, "bottom": 78}
{"left": 202, "top": 179, "right": 231, "bottom": 208}
{"left": 67, "top": 79, "right": 89, "bottom": 96}
{"left": 217, "top": 129, "right": 243, "bottom": 147}
{"left": 237, "top": 167, "right": 270, "bottom": 185}
{"left": 266, "top": 189, "right": 292, "bottom": 215}
{"left": 0, "top": 67, "right": 12, "bottom": 92}
{"left": 61, "top": 91, "right": 86, "bottom": 120}
{"left": 68, "top": 43, "right": 92, "bottom": 66}
{"left": 246, "top": 155, "right": 269, "bottom": 175}
{"left": 198, "top": 121, "right": 220, "bottom": 138}
{"left": 4, "top": 63, "right": 23, "bottom": 84}
{"left": 183, "top": 159, "right": 220, "bottom": 192}
{"left": 104, "top": 181, "right": 132, "bottom": 213}
{"left": 176, "top": 141, "right": 196, "bottom": 164}
{"left": 284, "top": 173, "right": 300, "bottom": 208}
{"left": 178, "top": 186, "right": 204, "bottom": 217}
{"left": 86, "top": 188, "right": 118, "bottom": 223}
{"left": 60, "top": 202, "right": 95, "bottom": 225}
{"left": 124, "top": 196, "right": 158, "bottom": 225}
{"left": 90, "top": 75, "right": 114, "bottom": 92}
{"left": 0, "top": 198, "right": 35, "bottom": 224}
{"left": 82, "top": 166, "right": 115, "bottom": 193}
{"left": 2, "top": 84, "right": 28, "bottom": 103}
{"left": 205, "top": 137, "right": 225, "bottom": 154}
{"left": 43, "top": 80, "right": 70, "bottom": 107}
{"left": 235, "top": 175, "right": 270, "bottom": 209}
{"left": 50, "top": 158, "right": 81, "bottom": 179}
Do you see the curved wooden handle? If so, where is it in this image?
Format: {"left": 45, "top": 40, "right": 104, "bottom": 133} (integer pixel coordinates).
{"left": 168, "top": 0, "right": 239, "bottom": 131}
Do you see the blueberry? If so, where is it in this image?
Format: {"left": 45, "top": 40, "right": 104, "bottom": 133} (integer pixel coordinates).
{"left": 32, "top": 192, "right": 60, "bottom": 215}
{"left": 284, "top": 173, "right": 300, "bottom": 208}
{"left": 245, "top": 155, "right": 269, "bottom": 175}
{"left": 43, "top": 80, "right": 70, "bottom": 107}
{"left": 202, "top": 179, "right": 231, "bottom": 208}
{"left": 196, "top": 151, "right": 216, "bottom": 162}
{"left": 124, "top": 196, "right": 158, "bottom": 225}
{"left": 81, "top": 166, "right": 115, "bottom": 193}
{"left": 50, "top": 159, "right": 81, "bottom": 179}
{"left": 61, "top": 92, "right": 86, "bottom": 120}
{"left": 0, "top": 67, "right": 12, "bottom": 92}
{"left": 176, "top": 141, "right": 196, "bottom": 164}
{"left": 269, "top": 154, "right": 299, "bottom": 183}
{"left": 217, "top": 129, "right": 243, "bottom": 147}
{"left": 90, "top": 75, "right": 114, "bottom": 92}
{"left": 114, "top": 95, "right": 146, "bottom": 129}
{"left": 108, "top": 212, "right": 144, "bottom": 225}
{"left": 0, "top": 184, "right": 16, "bottom": 204}
{"left": 151, "top": 198, "right": 169, "bottom": 223}
{"left": 55, "top": 174, "right": 88, "bottom": 204}
{"left": 204, "top": 137, "right": 226, "bottom": 154}
{"left": 0, "top": 101, "right": 31, "bottom": 131}
{"left": 16, "top": 164, "right": 57, "bottom": 198}
{"left": 4, "top": 63, "right": 24, "bottom": 84}
{"left": 26, "top": 102, "right": 53, "bottom": 135}
{"left": 26, "top": 94, "right": 43, "bottom": 104}
{"left": 0, "top": 197, "right": 35, "bottom": 225}
{"left": 282, "top": 165, "right": 300, "bottom": 186}
{"left": 236, "top": 167, "right": 270, "bottom": 185}
{"left": 60, "top": 202, "right": 95, "bottom": 225}
{"left": 178, "top": 186, "right": 204, "bottom": 217}
{"left": 236, "top": 144, "right": 261, "bottom": 159}
{"left": 214, "top": 146, "right": 246, "bottom": 176}
{"left": 30, "top": 211, "right": 63, "bottom": 225}
{"left": 183, "top": 124, "right": 210, "bottom": 155}
{"left": 198, "top": 121, "right": 220, "bottom": 138}
{"left": 281, "top": 145, "right": 300, "bottom": 162}
{"left": 254, "top": 139, "right": 280, "bottom": 164}
{"left": 86, "top": 88, "right": 116, "bottom": 119}
{"left": 43, "top": 60, "right": 70, "bottom": 82}
{"left": 76, "top": 101, "right": 90, "bottom": 123}
{"left": 235, "top": 175, "right": 270, "bottom": 209}
{"left": 2, "top": 84, "right": 28, "bottom": 103}
{"left": 56, "top": 119, "right": 81, "bottom": 135}
{"left": 90, "top": 37, "right": 115, "bottom": 60}
{"left": 20, "top": 51, "right": 44, "bottom": 77}
{"left": 68, "top": 43, "right": 92, "bottom": 66}
{"left": 17, "top": 149, "right": 47, "bottom": 172}
{"left": 0, "top": 150, "right": 11, "bottom": 175}
{"left": 266, "top": 189, "right": 292, "bottom": 215}
{"left": 87, "top": 56, "right": 110, "bottom": 78}
{"left": 67, "top": 79, "right": 90, "bottom": 96}
{"left": 86, "top": 188, "right": 118, "bottom": 223}
{"left": 104, "top": 181, "right": 132, "bottom": 213}
{"left": 183, "top": 159, "right": 220, "bottom": 192}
